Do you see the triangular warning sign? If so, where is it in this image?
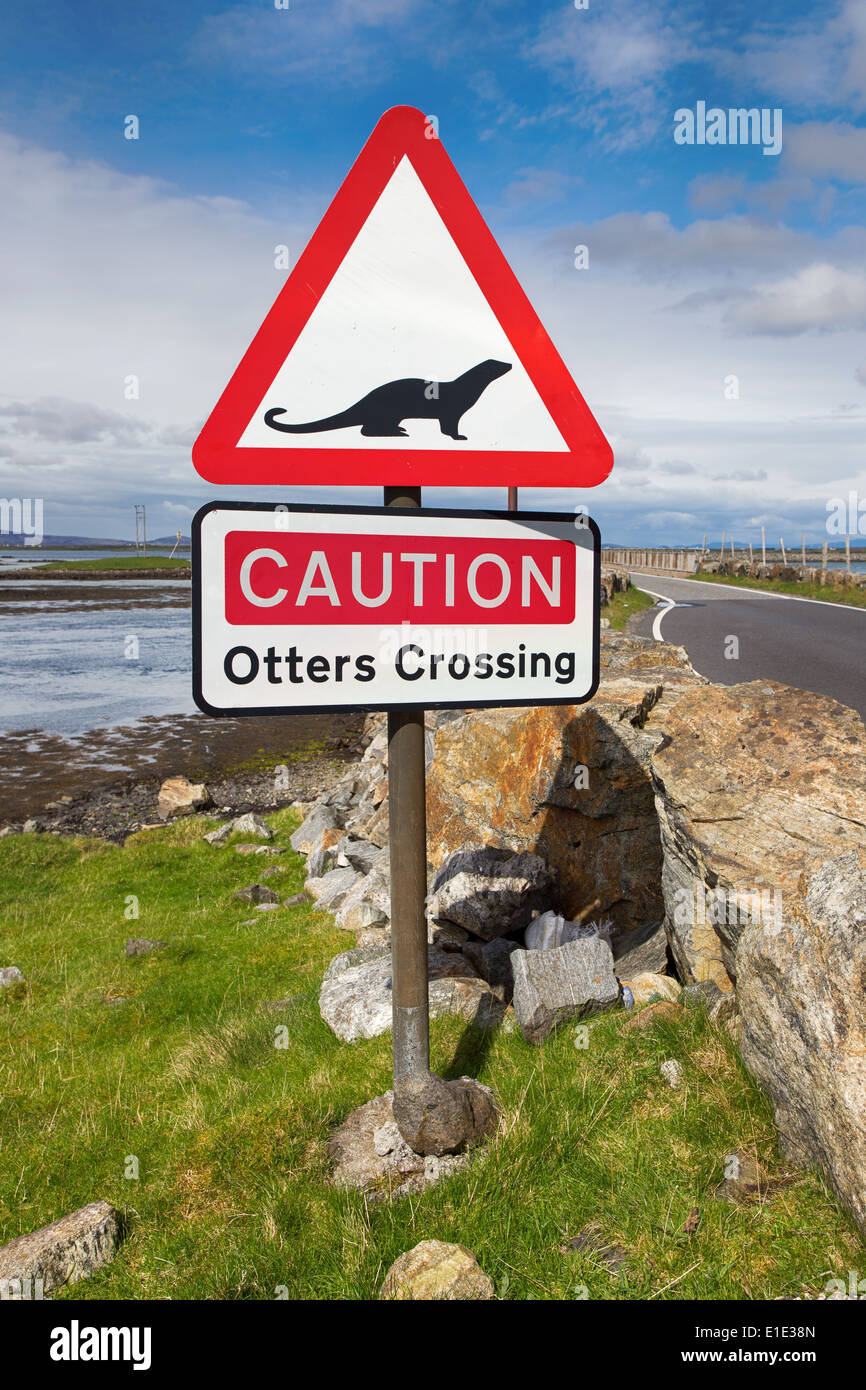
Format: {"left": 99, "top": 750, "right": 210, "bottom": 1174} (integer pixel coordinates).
{"left": 192, "top": 106, "right": 613, "bottom": 488}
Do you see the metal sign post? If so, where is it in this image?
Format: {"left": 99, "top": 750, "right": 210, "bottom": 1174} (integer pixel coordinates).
{"left": 383, "top": 485, "right": 429, "bottom": 1080}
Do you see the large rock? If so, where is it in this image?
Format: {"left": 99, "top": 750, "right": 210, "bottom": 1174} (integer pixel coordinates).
{"left": 426, "top": 637, "right": 704, "bottom": 943}
{"left": 652, "top": 682, "right": 865, "bottom": 991}
{"left": 512, "top": 935, "right": 620, "bottom": 1043}
{"left": 157, "top": 776, "right": 211, "bottom": 820}
{"left": 319, "top": 947, "right": 504, "bottom": 1041}
{"left": 304, "top": 866, "right": 363, "bottom": 913}
{"left": 290, "top": 806, "right": 343, "bottom": 856}
{"left": 334, "top": 864, "right": 391, "bottom": 932}
{"left": 651, "top": 681, "right": 866, "bottom": 1236}
{"left": 326, "top": 1092, "right": 472, "bottom": 1194}
{"left": 380, "top": 1240, "right": 494, "bottom": 1301}
{"left": 738, "top": 849, "right": 866, "bottom": 1235}
{"left": 612, "top": 920, "right": 667, "bottom": 976}
{"left": 205, "top": 812, "right": 272, "bottom": 845}
{"left": 462, "top": 937, "right": 521, "bottom": 1001}
{"left": 0, "top": 1201, "right": 120, "bottom": 1298}
{"left": 428, "top": 846, "right": 552, "bottom": 941}
{"left": 392, "top": 1072, "right": 498, "bottom": 1156}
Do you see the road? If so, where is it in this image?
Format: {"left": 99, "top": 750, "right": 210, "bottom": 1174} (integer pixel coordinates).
{"left": 627, "top": 572, "right": 866, "bottom": 720}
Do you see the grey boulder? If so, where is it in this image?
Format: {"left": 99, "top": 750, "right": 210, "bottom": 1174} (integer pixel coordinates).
{"left": 0, "top": 1201, "right": 120, "bottom": 1298}
{"left": 393, "top": 1072, "right": 498, "bottom": 1156}
{"left": 319, "top": 947, "right": 504, "bottom": 1042}
{"left": 512, "top": 935, "right": 620, "bottom": 1043}
{"left": 305, "top": 866, "right": 363, "bottom": 913}
{"left": 429, "top": 845, "right": 552, "bottom": 941}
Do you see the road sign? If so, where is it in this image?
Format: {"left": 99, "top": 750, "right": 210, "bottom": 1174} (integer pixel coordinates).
{"left": 192, "top": 105, "right": 612, "bottom": 489}
{"left": 192, "top": 502, "right": 599, "bottom": 717}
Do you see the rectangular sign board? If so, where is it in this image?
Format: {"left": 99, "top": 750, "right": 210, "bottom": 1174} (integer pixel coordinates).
{"left": 192, "top": 503, "right": 599, "bottom": 716}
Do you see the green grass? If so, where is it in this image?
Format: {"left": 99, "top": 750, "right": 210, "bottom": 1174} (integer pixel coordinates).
{"left": 1, "top": 815, "right": 863, "bottom": 1300}
{"left": 688, "top": 571, "right": 866, "bottom": 608}
{"left": 30, "top": 557, "right": 189, "bottom": 573}
{"left": 604, "top": 584, "right": 656, "bottom": 630}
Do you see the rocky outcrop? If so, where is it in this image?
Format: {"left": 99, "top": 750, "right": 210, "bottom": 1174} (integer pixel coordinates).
{"left": 426, "top": 636, "right": 704, "bottom": 944}
{"left": 651, "top": 681, "right": 865, "bottom": 990}
{"left": 651, "top": 679, "right": 866, "bottom": 1236}
{"left": 0, "top": 1201, "right": 121, "bottom": 1298}
{"left": 737, "top": 849, "right": 866, "bottom": 1234}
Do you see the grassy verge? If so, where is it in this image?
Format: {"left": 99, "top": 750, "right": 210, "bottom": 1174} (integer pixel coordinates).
{"left": 604, "top": 584, "right": 656, "bottom": 630}
{"left": 1, "top": 815, "right": 862, "bottom": 1300}
{"left": 688, "top": 572, "right": 866, "bottom": 608}
{"left": 25, "top": 557, "right": 190, "bottom": 574}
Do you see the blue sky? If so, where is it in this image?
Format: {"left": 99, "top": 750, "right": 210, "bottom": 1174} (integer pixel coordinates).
{"left": 1, "top": 0, "right": 865, "bottom": 543}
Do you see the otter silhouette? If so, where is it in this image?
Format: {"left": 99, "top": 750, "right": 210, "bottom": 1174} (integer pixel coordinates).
{"left": 263, "top": 359, "right": 512, "bottom": 440}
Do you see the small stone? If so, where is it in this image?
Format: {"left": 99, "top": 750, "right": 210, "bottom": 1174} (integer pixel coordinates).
{"left": 125, "top": 939, "right": 166, "bottom": 958}
{"left": 336, "top": 838, "right": 387, "bottom": 875}
{"left": 0, "top": 966, "right": 24, "bottom": 988}
{"left": 621, "top": 971, "right": 681, "bottom": 1007}
{"left": 283, "top": 891, "right": 313, "bottom": 907}
{"left": 22, "top": 818, "right": 41, "bottom": 833}
{"left": 566, "top": 1223, "right": 629, "bottom": 1275}
{"left": 229, "top": 812, "right": 273, "bottom": 840}
{"left": 205, "top": 812, "right": 273, "bottom": 845}
{"left": 620, "top": 999, "right": 683, "bottom": 1033}
{"left": 717, "top": 1149, "right": 767, "bottom": 1204}
{"left": 379, "top": 1240, "right": 495, "bottom": 1301}
{"left": 0, "top": 1201, "right": 120, "bottom": 1298}
{"left": 661, "top": 1058, "right": 684, "bottom": 1089}
{"left": 157, "top": 776, "right": 211, "bottom": 820}
{"left": 234, "top": 884, "right": 280, "bottom": 905}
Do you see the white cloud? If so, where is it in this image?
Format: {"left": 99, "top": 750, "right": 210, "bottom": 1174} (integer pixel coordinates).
{"left": 731, "top": 263, "right": 866, "bottom": 335}
{"left": 785, "top": 120, "right": 866, "bottom": 182}
{"left": 547, "top": 209, "right": 866, "bottom": 280}
{"left": 194, "top": 0, "right": 431, "bottom": 82}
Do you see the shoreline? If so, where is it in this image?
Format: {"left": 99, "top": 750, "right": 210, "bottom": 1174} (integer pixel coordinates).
{"left": 0, "top": 709, "right": 366, "bottom": 834}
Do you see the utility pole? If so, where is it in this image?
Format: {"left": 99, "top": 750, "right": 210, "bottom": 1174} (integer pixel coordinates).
{"left": 134, "top": 504, "right": 147, "bottom": 560}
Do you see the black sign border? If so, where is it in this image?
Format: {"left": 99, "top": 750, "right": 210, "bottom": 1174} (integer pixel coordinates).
{"left": 192, "top": 501, "right": 601, "bottom": 718}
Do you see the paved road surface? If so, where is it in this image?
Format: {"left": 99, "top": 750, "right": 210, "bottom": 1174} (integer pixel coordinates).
{"left": 628, "top": 572, "right": 866, "bottom": 720}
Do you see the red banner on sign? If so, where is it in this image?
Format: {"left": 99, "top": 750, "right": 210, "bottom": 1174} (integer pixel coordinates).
{"left": 224, "top": 530, "right": 576, "bottom": 626}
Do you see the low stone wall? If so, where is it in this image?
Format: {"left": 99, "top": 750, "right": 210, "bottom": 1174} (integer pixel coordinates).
{"left": 699, "top": 559, "right": 866, "bottom": 588}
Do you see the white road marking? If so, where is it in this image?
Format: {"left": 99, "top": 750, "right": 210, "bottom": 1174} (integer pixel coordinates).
{"left": 630, "top": 571, "right": 866, "bottom": 614}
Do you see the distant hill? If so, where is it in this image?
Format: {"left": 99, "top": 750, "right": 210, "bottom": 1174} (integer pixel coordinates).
{"left": 0, "top": 533, "right": 189, "bottom": 549}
